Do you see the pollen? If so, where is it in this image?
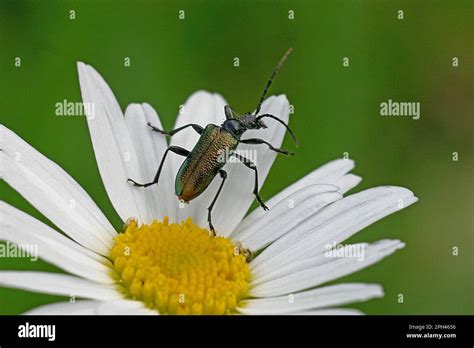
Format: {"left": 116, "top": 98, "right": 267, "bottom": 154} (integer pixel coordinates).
{"left": 110, "top": 217, "right": 251, "bottom": 315}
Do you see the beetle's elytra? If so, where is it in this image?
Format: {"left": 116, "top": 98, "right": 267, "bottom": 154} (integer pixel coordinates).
{"left": 128, "top": 48, "right": 297, "bottom": 233}
{"left": 175, "top": 124, "right": 239, "bottom": 202}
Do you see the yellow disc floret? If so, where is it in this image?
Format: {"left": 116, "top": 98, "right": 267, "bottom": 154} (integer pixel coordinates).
{"left": 110, "top": 217, "right": 251, "bottom": 315}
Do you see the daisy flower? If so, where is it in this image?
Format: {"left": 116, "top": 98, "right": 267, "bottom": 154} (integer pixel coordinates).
{"left": 0, "top": 62, "right": 418, "bottom": 315}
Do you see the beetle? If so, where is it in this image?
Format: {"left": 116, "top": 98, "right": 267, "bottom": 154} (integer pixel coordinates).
{"left": 128, "top": 48, "right": 297, "bottom": 233}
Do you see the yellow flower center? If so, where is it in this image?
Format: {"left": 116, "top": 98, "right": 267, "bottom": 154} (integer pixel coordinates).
{"left": 110, "top": 217, "right": 251, "bottom": 315}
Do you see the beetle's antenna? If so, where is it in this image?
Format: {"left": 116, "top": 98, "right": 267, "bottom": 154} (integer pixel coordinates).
{"left": 256, "top": 114, "right": 299, "bottom": 146}
{"left": 254, "top": 48, "right": 293, "bottom": 116}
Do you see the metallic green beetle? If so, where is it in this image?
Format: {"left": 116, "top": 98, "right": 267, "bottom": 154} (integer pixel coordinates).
{"left": 128, "top": 48, "right": 297, "bottom": 233}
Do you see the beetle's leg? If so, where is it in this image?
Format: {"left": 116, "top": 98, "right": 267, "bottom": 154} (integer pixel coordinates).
{"left": 147, "top": 122, "right": 204, "bottom": 136}
{"left": 233, "top": 153, "right": 269, "bottom": 211}
{"left": 240, "top": 138, "right": 294, "bottom": 156}
{"left": 207, "top": 169, "right": 228, "bottom": 236}
{"left": 127, "top": 146, "right": 190, "bottom": 188}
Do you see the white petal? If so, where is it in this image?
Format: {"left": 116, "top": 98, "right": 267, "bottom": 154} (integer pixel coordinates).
{"left": 0, "top": 125, "right": 115, "bottom": 255}
{"left": 24, "top": 300, "right": 157, "bottom": 315}
{"left": 168, "top": 90, "right": 228, "bottom": 225}
{"left": 333, "top": 174, "right": 362, "bottom": 194}
{"left": 77, "top": 62, "right": 149, "bottom": 224}
{"left": 239, "top": 283, "right": 383, "bottom": 314}
{"left": 250, "top": 239, "right": 405, "bottom": 297}
{"left": 91, "top": 300, "right": 158, "bottom": 315}
{"left": 252, "top": 242, "right": 369, "bottom": 286}
{"left": 0, "top": 271, "right": 120, "bottom": 300}
{"left": 210, "top": 95, "right": 292, "bottom": 234}
{"left": 236, "top": 158, "right": 357, "bottom": 233}
{"left": 287, "top": 308, "right": 364, "bottom": 315}
{"left": 233, "top": 184, "right": 342, "bottom": 250}
{"left": 124, "top": 103, "right": 173, "bottom": 222}
{"left": 0, "top": 202, "right": 113, "bottom": 284}
{"left": 252, "top": 186, "right": 417, "bottom": 271}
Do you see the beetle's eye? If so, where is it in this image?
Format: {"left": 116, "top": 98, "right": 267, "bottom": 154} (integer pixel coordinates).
{"left": 226, "top": 120, "right": 241, "bottom": 132}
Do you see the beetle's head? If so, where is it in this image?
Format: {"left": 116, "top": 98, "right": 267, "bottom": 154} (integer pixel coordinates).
{"left": 222, "top": 118, "right": 243, "bottom": 136}
{"left": 222, "top": 106, "right": 297, "bottom": 145}
{"left": 222, "top": 115, "right": 263, "bottom": 137}
{"left": 222, "top": 107, "right": 267, "bottom": 137}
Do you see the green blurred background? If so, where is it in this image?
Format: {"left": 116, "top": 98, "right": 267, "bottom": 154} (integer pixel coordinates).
{"left": 0, "top": 0, "right": 472, "bottom": 314}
